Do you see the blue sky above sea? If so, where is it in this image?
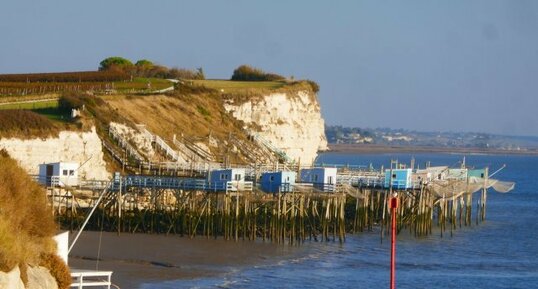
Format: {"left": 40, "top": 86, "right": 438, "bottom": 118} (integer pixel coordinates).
{"left": 1, "top": 0, "right": 537, "bottom": 136}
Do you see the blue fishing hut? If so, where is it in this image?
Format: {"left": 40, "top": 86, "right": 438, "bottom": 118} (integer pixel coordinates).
{"left": 209, "top": 168, "right": 245, "bottom": 188}
{"left": 260, "top": 171, "right": 296, "bottom": 193}
{"left": 384, "top": 168, "right": 413, "bottom": 189}
{"left": 468, "top": 169, "right": 486, "bottom": 179}
{"left": 300, "top": 168, "right": 337, "bottom": 192}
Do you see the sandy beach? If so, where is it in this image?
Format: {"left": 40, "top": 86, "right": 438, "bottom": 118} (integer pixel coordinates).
{"left": 68, "top": 231, "right": 308, "bottom": 288}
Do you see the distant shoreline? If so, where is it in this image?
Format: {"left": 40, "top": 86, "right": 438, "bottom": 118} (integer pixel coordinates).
{"left": 326, "top": 143, "right": 538, "bottom": 156}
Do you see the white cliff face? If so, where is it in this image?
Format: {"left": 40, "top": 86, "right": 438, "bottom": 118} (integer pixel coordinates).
{"left": 224, "top": 90, "right": 328, "bottom": 165}
{"left": 0, "top": 265, "right": 59, "bottom": 289}
{"left": 0, "top": 127, "right": 109, "bottom": 180}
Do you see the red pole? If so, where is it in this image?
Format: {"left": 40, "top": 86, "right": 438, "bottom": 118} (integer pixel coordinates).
{"left": 390, "top": 195, "right": 398, "bottom": 289}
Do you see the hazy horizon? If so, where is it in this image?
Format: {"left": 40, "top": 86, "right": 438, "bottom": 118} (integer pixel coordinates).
{"left": 1, "top": 1, "right": 536, "bottom": 136}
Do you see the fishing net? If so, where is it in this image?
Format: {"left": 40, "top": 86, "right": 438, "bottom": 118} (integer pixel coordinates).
{"left": 467, "top": 176, "right": 515, "bottom": 193}
{"left": 427, "top": 179, "right": 469, "bottom": 199}
{"left": 338, "top": 183, "right": 365, "bottom": 198}
{"left": 428, "top": 177, "right": 515, "bottom": 198}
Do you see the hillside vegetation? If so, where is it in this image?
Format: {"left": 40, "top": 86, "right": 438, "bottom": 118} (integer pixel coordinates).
{"left": 0, "top": 150, "right": 70, "bottom": 288}
{"left": 103, "top": 90, "right": 250, "bottom": 163}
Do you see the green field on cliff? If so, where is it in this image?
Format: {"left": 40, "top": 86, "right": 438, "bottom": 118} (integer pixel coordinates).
{"left": 190, "top": 79, "right": 286, "bottom": 92}
{"left": 0, "top": 99, "right": 59, "bottom": 110}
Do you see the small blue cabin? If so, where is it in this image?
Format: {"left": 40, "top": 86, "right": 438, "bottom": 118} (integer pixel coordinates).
{"left": 384, "top": 169, "right": 413, "bottom": 189}
{"left": 209, "top": 168, "right": 245, "bottom": 184}
{"left": 260, "top": 171, "right": 296, "bottom": 193}
{"left": 468, "top": 169, "right": 486, "bottom": 179}
{"left": 300, "top": 168, "right": 337, "bottom": 192}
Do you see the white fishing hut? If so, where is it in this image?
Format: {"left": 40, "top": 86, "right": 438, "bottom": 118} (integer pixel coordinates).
{"left": 38, "top": 162, "right": 79, "bottom": 187}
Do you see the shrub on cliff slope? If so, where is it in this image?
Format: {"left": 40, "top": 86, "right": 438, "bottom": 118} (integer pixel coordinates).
{"left": 59, "top": 93, "right": 85, "bottom": 111}
{"left": 305, "top": 79, "right": 320, "bottom": 93}
{"left": 0, "top": 150, "right": 70, "bottom": 288}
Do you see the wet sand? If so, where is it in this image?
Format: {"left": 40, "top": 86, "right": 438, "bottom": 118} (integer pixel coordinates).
{"left": 68, "top": 231, "right": 307, "bottom": 288}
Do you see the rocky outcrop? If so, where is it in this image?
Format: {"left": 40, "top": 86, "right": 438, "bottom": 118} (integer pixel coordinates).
{"left": 27, "top": 266, "right": 58, "bottom": 289}
{"left": 0, "top": 266, "right": 25, "bottom": 289}
{"left": 0, "top": 127, "right": 109, "bottom": 180}
{"left": 0, "top": 265, "right": 58, "bottom": 289}
{"left": 224, "top": 90, "right": 328, "bottom": 165}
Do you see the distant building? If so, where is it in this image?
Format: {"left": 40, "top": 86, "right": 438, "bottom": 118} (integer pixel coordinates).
{"left": 260, "top": 171, "right": 296, "bottom": 193}
{"left": 300, "top": 168, "right": 337, "bottom": 192}
{"left": 38, "top": 162, "right": 79, "bottom": 187}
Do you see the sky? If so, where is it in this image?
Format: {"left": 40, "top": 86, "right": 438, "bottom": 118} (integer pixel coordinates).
{"left": 1, "top": 1, "right": 537, "bottom": 136}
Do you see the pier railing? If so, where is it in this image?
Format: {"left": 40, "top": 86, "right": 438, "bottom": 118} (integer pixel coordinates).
{"left": 137, "top": 125, "right": 183, "bottom": 162}
{"left": 70, "top": 269, "right": 112, "bottom": 289}
{"left": 249, "top": 132, "right": 294, "bottom": 164}
{"left": 181, "top": 136, "right": 215, "bottom": 162}
{"left": 110, "top": 175, "right": 254, "bottom": 192}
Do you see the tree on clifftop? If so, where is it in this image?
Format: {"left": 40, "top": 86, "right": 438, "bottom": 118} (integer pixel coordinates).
{"left": 135, "top": 59, "right": 154, "bottom": 68}
{"left": 99, "top": 56, "right": 133, "bottom": 71}
{"left": 231, "top": 65, "right": 285, "bottom": 81}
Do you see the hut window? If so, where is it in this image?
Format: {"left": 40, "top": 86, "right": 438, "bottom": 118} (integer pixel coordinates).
{"left": 63, "top": 170, "right": 68, "bottom": 176}
{"left": 234, "top": 174, "right": 241, "bottom": 181}
{"left": 69, "top": 170, "right": 75, "bottom": 176}
{"left": 313, "top": 175, "right": 318, "bottom": 182}
{"left": 481, "top": 173, "right": 484, "bottom": 178}
{"left": 270, "top": 176, "right": 275, "bottom": 181}
{"left": 286, "top": 176, "right": 290, "bottom": 181}
{"left": 220, "top": 174, "right": 227, "bottom": 180}
{"left": 392, "top": 174, "right": 397, "bottom": 179}
{"left": 438, "top": 174, "right": 442, "bottom": 180}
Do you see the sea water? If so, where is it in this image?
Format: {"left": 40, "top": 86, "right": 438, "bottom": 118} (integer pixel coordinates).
{"left": 144, "top": 153, "right": 538, "bottom": 289}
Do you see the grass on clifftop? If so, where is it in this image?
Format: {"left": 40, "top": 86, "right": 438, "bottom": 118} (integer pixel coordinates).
{"left": 0, "top": 99, "right": 59, "bottom": 110}
{"left": 187, "top": 79, "right": 319, "bottom": 105}
{"left": 113, "top": 77, "right": 172, "bottom": 91}
{"left": 188, "top": 79, "right": 285, "bottom": 92}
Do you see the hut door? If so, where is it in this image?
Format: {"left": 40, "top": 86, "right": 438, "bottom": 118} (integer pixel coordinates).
{"left": 46, "top": 165, "right": 54, "bottom": 176}
{"left": 46, "top": 165, "right": 54, "bottom": 186}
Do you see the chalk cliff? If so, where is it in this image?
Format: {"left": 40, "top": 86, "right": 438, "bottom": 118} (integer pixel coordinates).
{"left": 224, "top": 90, "right": 328, "bottom": 165}
{"left": 0, "top": 127, "right": 109, "bottom": 180}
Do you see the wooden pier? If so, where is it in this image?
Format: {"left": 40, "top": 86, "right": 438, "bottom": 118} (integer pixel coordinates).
{"left": 45, "top": 164, "right": 513, "bottom": 244}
